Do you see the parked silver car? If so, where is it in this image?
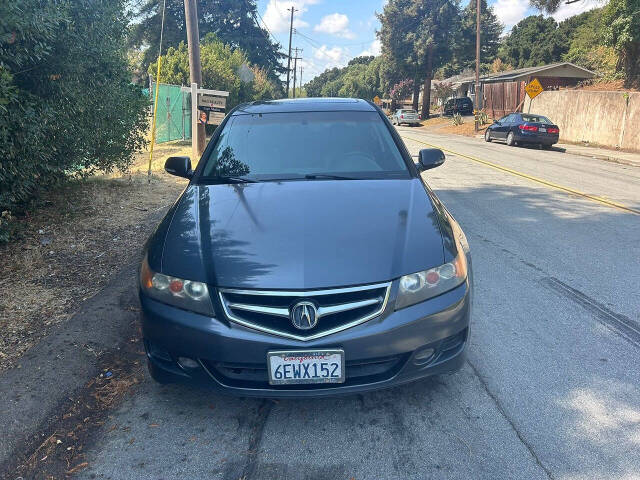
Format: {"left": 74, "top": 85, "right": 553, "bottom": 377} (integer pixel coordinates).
{"left": 391, "top": 108, "right": 420, "bottom": 126}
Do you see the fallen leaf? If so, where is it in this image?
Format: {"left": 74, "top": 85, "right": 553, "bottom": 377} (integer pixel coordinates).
{"left": 66, "top": 462, "right": 89, "bottom": 474}
{"left": 149, "top": 423, "right": 159, "bottom": 428}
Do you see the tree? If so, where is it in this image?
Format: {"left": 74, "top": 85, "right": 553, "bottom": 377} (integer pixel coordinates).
{"left": 491, "top": 58, "right": 513, "bottom": 73}
{"left": 390, "top": 79, "right": 414, "bottom": 101}
{"left": 498, "top": 15, "right": 566, "bottom": 68}
{"left": 378, "top": 0, "right": 460, "bottom": 118}
{"left": 129, "top": 0, "right": 285, "bottom": 84}
{"left": 562, "top": 9, "right": 618, "bottom": 79}
{"left": 304, "top": 67, "right": 344, "bottom": 97}
{"left": 528, "top": 0, "right": 639, "bottom": 87}
{"left": 602, "top": 0, "right": 640, "bottom": 87}
{"left": 0, "top": 0, "right": 148, "bottom": 241}
{"left": 433, "top": 82, "right": 455, "bottom": 108}
{"left": 148, "top": 34, "right": 280, "bottom": 108}
{"left": 377, "top": 0, "right": 422, "bottom": 110}
{"left": 303, "top": 57, "right": 385, "bottom": 100}
{"left": 453, "top": 0, "right": 503, "bottom": 73}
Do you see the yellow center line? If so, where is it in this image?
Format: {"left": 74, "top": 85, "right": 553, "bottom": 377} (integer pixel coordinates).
{"left": 403, "top": 135, "right": 640, "bottom": 216}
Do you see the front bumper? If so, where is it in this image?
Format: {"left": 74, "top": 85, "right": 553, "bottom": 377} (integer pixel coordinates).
{"left": 141, "top": 279, "right": 471, "bottom": 397}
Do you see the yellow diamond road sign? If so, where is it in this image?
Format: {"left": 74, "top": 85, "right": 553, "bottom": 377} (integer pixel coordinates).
{"left": 525, "top": 78, "right": 544, "bottom": 99}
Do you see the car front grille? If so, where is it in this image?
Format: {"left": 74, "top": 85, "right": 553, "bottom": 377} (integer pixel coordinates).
{"left": 218, "top": 282, "right": 392, "bottom": 341}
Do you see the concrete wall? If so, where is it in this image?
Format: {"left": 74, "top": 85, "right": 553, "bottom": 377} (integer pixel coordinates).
{"left": 524, "top": 90, "right": 640, "bottom": 151}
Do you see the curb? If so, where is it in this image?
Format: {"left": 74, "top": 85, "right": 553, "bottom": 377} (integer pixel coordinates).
{"left": 558, "top": 147, "right": 640, "bottom": 168}
{"left": 0, "top": 261, "right": 142, "bottom": 473}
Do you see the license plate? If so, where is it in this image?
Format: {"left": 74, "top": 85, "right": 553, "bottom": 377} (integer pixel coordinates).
{"left": 539, "top": 127, "right": 547, "bottom": 133}
{"left": 267, "top": 350, "right": 345, "bottom": 385}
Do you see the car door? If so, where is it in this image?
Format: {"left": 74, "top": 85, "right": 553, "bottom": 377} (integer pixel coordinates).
{"left": 492, "top": 114, "right": 511, "bottom": 139}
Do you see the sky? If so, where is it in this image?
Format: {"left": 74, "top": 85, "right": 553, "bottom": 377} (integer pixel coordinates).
{"left": 255, "top": 0, "right": 603, "bottom": 82}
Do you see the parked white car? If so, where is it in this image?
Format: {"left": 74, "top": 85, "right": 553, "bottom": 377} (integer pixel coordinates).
{"left": 391, "top": 109, "right": 420, "bottom": 126}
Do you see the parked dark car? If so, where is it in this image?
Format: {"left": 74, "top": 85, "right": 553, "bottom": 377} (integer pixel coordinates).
{"left": 485, "top": 112, "right": 560, "bottom": 148}
{"left": 140, "top": 98, "right": 472, "bottom": 397}
{"left": 443, "top": 97, "right": 474, "bottom": 116}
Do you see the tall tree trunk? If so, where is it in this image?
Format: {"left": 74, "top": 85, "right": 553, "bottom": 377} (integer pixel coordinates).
{"left": 421, "top": 46, "right": 434, "bottom": 119}
{"left": 412, "top": 77, "right": 420, "bottom": 111}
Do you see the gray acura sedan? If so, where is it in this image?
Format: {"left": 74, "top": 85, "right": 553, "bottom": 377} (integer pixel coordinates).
{"left": 140, "top": 98, "right": 472, "bottom": 397}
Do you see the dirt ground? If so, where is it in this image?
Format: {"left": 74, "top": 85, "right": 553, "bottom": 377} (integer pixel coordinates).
{"left": 415, "top": 115, "right": 489, "bottom": 137}
{"left": 0, "top": 141, "right": 194, "bottom": 373}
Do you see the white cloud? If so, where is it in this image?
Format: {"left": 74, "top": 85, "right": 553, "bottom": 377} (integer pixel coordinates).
{"left": 314, "top": 13, "right": 356, "bottom": 39}
{"left": 548, "top": 0, "right": 602, "bottom": 22}
{"left": 262, "top": 0, "right": 320, "bottom": 34}
{"left": 314, "top": 45, "right": 349, "bottom": 65}
{"left": 493, "top": 0, "right": 529, "bottom": 31}
{"left": 358, "top": 39, "right": 381, "bottom": 57}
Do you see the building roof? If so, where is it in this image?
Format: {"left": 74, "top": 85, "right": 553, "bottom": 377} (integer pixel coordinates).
{"left": 233, "top": 97, "right": 376, "bottom": 115}
{"left": 443, "top": 62, "right": 596, "bottom": 86}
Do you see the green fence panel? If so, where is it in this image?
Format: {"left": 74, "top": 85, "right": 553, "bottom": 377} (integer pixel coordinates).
{"left": 150, "top": 83, "right": 191, "bottom": 143}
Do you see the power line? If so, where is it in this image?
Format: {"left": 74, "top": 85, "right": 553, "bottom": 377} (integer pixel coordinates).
{"left": 253, "top": 9, "right": 278, "bottom": 45}
{"left": 295, "top": 30, "right": 377, "bottom": 48}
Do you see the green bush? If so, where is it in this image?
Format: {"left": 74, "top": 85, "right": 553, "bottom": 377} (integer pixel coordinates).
{"left": 149, "top": 34, "right": 281, "bottom": 109}
{"left": 0, "top": 0, "right": 148, "bottom": 242}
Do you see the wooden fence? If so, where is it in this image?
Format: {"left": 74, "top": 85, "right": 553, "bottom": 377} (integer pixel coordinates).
{"left": 483, "top": 81, "right": 526, "bottom": 119}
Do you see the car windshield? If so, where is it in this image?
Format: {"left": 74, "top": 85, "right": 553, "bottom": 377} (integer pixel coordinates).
{"left": 521, "top": 114, "right": 552, "bottom": 124}
{"left": 199, "top": 111, "right": 410, "bottom": 181}
{"left": 400, "top": 109, "right": 417, "bottom": 114}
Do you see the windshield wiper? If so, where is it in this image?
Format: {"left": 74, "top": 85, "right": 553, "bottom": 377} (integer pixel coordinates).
{"left": 210, "top": 176, "right": 258, "bottom": 184}
{"left": 304, "top": 174, "right": 358, "bottom": 180}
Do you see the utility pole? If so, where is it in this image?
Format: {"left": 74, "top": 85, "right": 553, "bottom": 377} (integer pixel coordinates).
{"left": 286, "top": 7, "right": 297, "bottom": 98}
{"left": 299, "top": 66, "right": 303, "bottom": 96}
{"left": 474, "top": 0, "right": 481, "bottom": 132}
{"left": 184, "top": 0, "right": 205, "bottom": 156}
{"left": 292, "top": 48, "right": 302, "bottom": 99}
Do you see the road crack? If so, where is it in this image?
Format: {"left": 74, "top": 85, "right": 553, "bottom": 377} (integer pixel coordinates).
{"left": 240, "top": 399, "right": 274, "bottom": 480}
{"left": 467, "top": 359, "right": 555, "bottom": 480}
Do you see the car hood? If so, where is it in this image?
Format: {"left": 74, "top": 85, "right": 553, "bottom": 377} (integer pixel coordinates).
{"left": 158, "top": 179, "right": 445, "bottom": 289}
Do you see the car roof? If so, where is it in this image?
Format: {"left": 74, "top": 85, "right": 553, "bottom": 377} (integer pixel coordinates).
{"left": 232, "top": 97, "right": 377, "bottom": 115}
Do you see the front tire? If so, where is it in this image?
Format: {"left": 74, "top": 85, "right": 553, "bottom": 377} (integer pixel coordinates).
{"left": 484, "top": 130, "right": 492, "bottom": 142}
{"left": 506, "top": 131, "right": 516, "bottom": 147}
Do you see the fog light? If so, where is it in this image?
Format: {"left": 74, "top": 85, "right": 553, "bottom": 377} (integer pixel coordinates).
{"left": 413, "top": 347, "right": 435, "bottom": 365}
{"left": 146, "top": 341, "right": 172, "bottom": 362}
{"left": 178, "top": 356, "right": 199, "bottom": 369}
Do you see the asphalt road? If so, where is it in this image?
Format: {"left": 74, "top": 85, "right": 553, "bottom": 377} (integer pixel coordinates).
{"left": 76, "top": 129, "right": 640, "bottom": 480}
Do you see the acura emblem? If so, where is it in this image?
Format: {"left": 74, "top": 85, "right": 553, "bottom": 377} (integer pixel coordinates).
{"left": 290, "top": 301, "right": 318, "bottom": 330}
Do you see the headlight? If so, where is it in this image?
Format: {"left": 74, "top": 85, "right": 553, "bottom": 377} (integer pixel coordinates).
{"left": 396, "top": 250, "right": 468, "bottom": 310}
{"left": 140, "top": 256, "right": 214, "bottom": 316}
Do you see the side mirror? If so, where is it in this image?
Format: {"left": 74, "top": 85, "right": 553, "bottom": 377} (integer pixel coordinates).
{"left": 417, "top": 148, "right": 445, "bottom": 171}
{"left": 165, "top": 156, "right": 192, "bottom": 179}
